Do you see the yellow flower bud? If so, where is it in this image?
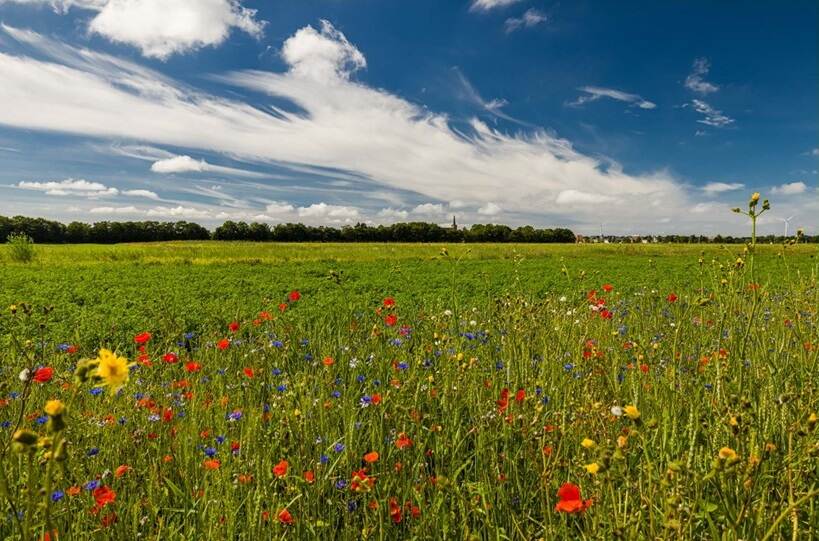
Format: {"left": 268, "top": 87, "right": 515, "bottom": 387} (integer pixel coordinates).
{"left": 623, "top": 405, "right": 641, "bottom": 420}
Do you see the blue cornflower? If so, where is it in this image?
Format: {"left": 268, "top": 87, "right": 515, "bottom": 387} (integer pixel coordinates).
{"left": 320, "top": 454, "right": 329, "bottom": 464}
{"left": 35, "top": 415, "right": 48, "bottom": 425}
{"left": 333, "top": 443, "right": 345, "bottom": 453}
{"left": 86, "top": 448, "right": 99, "bottom": 457}
{"left": 204, "top": 447, "right": 217, "bottom": 457}
{"left": 90, "top": 388, "right": 103, "bottom": 396}
{"left": 356, "top": 375, "right": 366, "bottom": 383}
{"left": 84, "top": 480, "right": 99, "bottom": 491}
{"left": 335, "top": 479, "right": 347, "bottom": 490}
{"left": 277, "top": 384, "right": 287, "bottom": 392}
{"left": 215, "top": 435, "right": 225, "bottom": 445}
{"left": 331, "top": 390, "right": 342, "bottom": 399}
{"left": 272, "top": 368, "right": 282, "bottom": 376}
{"left": 51, "top": 490, "right": 64, "bottom": 502}
{"left": 397, "top": 362, "right": 409, "bottom": 370}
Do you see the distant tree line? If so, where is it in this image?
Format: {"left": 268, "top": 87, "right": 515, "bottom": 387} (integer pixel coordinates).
{"left": 0, "top": 215, "right": 575, "bottom": 244}
{"left": 2, "top": 215, "right": 815, "bottom": 244}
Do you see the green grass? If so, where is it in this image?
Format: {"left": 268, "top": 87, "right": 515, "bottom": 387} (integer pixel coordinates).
{"left": 0, "top": 241, "right": 817, "bottom": 539}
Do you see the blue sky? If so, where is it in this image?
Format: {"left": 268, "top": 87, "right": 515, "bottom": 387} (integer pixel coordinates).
{"left": 0, "top": 0, "right": 816, "bottom": 234}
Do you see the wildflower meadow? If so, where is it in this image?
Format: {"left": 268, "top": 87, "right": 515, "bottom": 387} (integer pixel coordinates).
{"left": 1, "top": 195, "right": 817, "bottom": 540}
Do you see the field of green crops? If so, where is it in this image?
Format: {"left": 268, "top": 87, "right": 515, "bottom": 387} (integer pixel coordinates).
{"left": 1, "top": 240, "right": 817, "bottom": 540}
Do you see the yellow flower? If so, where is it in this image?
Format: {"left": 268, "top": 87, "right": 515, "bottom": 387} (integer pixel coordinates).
{"left": 96, "top": 349, "right": 129, "bottom": 392}
{"left": 718, "top": 447, "right": 737, "bottom": 460}
{"left": 623, "top": 405, "right": 641, "bottom": 420}
{"left": 584, "top": 462, "right": 600, "bottom": 475}
{"left": 581, "top": 438, "right": 596, "bottom": 449}
{"left": 750, "top": 192, "right": 760, "bottom": 202}
{"left": 44, "top": 399, "right": 65, "bottom": 417}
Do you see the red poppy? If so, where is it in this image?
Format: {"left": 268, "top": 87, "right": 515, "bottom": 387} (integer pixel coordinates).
{"left": 395, "top": 432, "right": 413, "bottom": 449}
{"left": 351, "top": 469, "right": 374, "bottom": 492}
{"left": 114, "top": 465, "right": 131, "bottom": 478}
{"left": 277, "top": 508, "right": 293, "bottom": 525}
{"left": 278, "top": 303, "right": 288, "bottom": 313}
{"left": 217, "top": 339, "right": 230, "bottom": 351}
{"left": 363, "top": 451, "right": 379, "bottom": 463}
{"left": 288, "top": 290, "right": 301, "bottom": 302}
{"left": 388, "top": 498, "right": 402, "bottom": 524}
{"left": 514, "top": 388, "right": 526, "bottom": 403}
{"left": 134, "top": 332, "right": 152, "bottom": 344}
{"left": 184, "top": 362, "right": 201, "bottom": 373}
{"left": 496, "top": 388, "right": 510, "bottom": 413}
{"left": 93, "top": 485, "right": 116, "bottom": 508}
{"left": 259, "top": 311, "right": 272, "bottom": 321}
{"left": 322, "top": 356, "right": 335, "bottom": 367}
{"left": 228, "top": 321, "right": 240, "bottom": 333}
{"left": 383, "top": 297, "right": 395, "bottom": 308}
{"left": 33, "top": 367, "right": 53, "bottom": 383}
{"left": 667, "top": 293, "right": 678, "bottom": 303}
{"left": 384, "top": 314, "right": 398, "bottom": 327}
{"left": 600, "top": 309, "right": 612, "bottom": 319}
{"left": 65, "top": 344, "right": 78, "bottom": 354}
{"left": 303, "top": 470, "right": 315, "bottom": 484}
{"left": 163, "top": 352, "right": 178, "bottom": 364}
{"left": 243, "top": 367, "right": 255, "bottom": 378}
{"left": 203, "top": 459, "right": 221, "bottom": 470}
{"left": 554, "top": 482, "right": 592, "bottom": 513}
{"left": 602, "top": 283, "right": 614, "bottom": 292}
{"left": 371, "top": 393, "right": 382, "bottom": 405}
{"left": 272, "top": 459, "right": 288, "bottom": 478}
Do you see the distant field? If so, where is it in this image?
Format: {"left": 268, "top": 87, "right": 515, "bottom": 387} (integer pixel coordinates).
{"left": 1, "top": 242, "right": 816, "bottom": 342}
{"left": 1, "top": 241, "right": 817, "bottom": 540}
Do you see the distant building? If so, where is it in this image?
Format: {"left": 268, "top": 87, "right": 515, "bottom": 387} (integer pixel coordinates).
{"left": 451, "top": 216, "right": 457, "bottom": 231}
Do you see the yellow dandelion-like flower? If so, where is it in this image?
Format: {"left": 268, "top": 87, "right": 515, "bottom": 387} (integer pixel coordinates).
{"left": 44, "top": 399, "right": 65, "bottom": 417}
{"left": 584, "top": 462, "right": 600, "bottom": 475}
{"left": 581, "top": 438, "right": 596, "bottom": 449}
{"left": 750, "top": 192, "right": 760, "bottom": 203}
{"left": 623, "top": 405, "right": 641, "bottom": 420}
{"left": 96, "top": 349, "right": 130, "bottom": 392}
{"left": 718, "top": 447, "right": 737, "bottom": 460}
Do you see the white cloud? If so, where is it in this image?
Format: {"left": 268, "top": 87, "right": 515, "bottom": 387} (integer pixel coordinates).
{"left": 412, "top": 203, "right": 447, "bottom": 216}
{"left": 1, "top": 23, "right": 809, "bottom": 234}
{"left": 702, "top": 182, "right": 743, "bottom": 194}
{"left": 377, "top": 207, "right": 409, "bottom": 220}
{"left": 264, "top": 201, "right": 296, "bottom": 215}
{"left": 685, "top": 58, "right": 719, "bottom": 95}
{"left": 281, "top": 19, "right": 366, "bottom": 82}
{"left": 297, "top": 203, "right": 360, "bottom": 222}
{"left": 690, "top": 99, "right": 734, "bottom": 127}
{"left": 150, "top": 154, "right": 264, "bottom": 177}
{"left": 2, "top": 0, "right": 265, "bottom": 59}
{"left": 569, "top": 86, "right": 656, "bottom": 109}
{"left": 470, "top": 0, "right": 522, "bottom": 12}
{"left": 771, "top": 181, "right": 807, "bottom": 195}
{"left": 16, "top": 178, "right": 119, "bottom": 197}
{"left": 477, "top": 202, "right": 501, "bottom": 215}
{"left": 146, "top": 205, "right": 211, "bottom": 218}
{"left": 89, "top": 205, "right": 140, "bottom": 214}
{"left": 504, "top": 9, "right": 547, "bottom": 32}
{"left": 811, "top": 148, "right": 819, "bottom": 156}
{"left": 122, "top": 189, "right": 159, "bottom": 199}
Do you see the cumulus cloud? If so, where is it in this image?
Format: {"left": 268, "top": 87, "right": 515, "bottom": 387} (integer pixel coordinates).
{"left": 1, "top": 23, "right": 807, "bottom": 233}
{"left": 504, "top": 9, "right": 547, "bottom": 33}
{"left": 701, "top": 182, "right": 743, "bottom": 194}
{"left": 568, "top": 86, "right": 656, "bottom": 109}
{"left": 771, "top": 181, "right": 807, "bottom": 195}
{"left": 16, "top": 178, "right": 119, "bottom": 197}
{"left": 122, "top": 189, "right": 159, "bottom": 199}
{"left": 2, "top": 0, "right": 265, "bottom": 59}
{"left": 685, "top": 58, "right": 719, "bottom": 95}
{"left": 297, "top": 203, "right": 360, "bottom": 223}
{"left": 477, "top": 202, "right": 501, "bottom": 215}
{"left": 470, "top": 0, "right": 522, "bottom": 12}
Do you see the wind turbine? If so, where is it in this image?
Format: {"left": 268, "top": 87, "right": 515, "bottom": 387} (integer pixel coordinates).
{"left": 780, "top": 215, "right": 795, "bottom": 237}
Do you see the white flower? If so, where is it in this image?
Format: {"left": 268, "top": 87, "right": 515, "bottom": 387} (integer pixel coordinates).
{"left": 611, "top": 406, "right": 623, "bottom": 417}
{"left": 18, "top": 368, "right": 30, "bottom": 382}
{"left": 443, "top": 309, "right": 452, "bottom": 317}
{"left": 559, "top": 296, "right": 567, "bottom": 302}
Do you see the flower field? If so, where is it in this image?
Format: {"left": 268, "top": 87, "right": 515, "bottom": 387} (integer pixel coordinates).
{"left": 1, "top": 237, "right": 817, "bottom": 539}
